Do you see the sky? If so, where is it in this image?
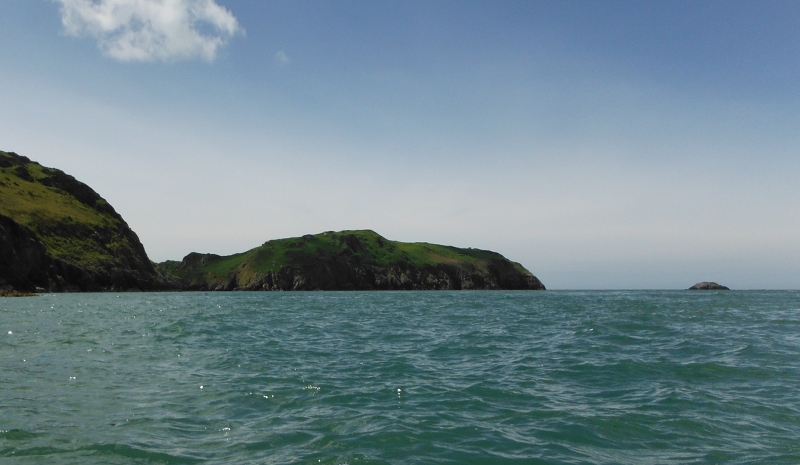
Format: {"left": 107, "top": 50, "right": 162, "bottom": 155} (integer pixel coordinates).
{"left": 1, "top": 0, "right": 799, "bottom": 289}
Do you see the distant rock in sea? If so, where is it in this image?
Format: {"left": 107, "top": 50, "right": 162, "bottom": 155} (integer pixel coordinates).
{"left": 688, "top": 281, "right": 730, "bottom": 290}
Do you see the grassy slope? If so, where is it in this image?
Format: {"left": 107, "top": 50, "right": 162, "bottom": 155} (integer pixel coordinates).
{"left": 1, "top": 149, "right": 537, "bottom": 291}
{"left": 0, "top": 150, "right": 136, "bottom": 271}
{"left": 163, "top": 229, "right": 534, "bottom": 287}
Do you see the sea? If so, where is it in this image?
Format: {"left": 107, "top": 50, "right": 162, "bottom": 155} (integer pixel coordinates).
{"left": 1, "top": 290, "right": 799, "bottom": 464}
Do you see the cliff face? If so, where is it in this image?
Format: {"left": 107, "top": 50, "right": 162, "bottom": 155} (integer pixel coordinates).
{"left": 161, "top": 230, "right": 545, "bottom": 291}
{"left": 0, "top": 150, "right": 164, "bottom": 292}
{"left": 0, "top": 213, "right": 51, "bottom": 291}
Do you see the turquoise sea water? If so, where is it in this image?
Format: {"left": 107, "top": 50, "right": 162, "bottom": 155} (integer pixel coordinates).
{"left": 1, "top": 291, "right": 799, "bottom": 464}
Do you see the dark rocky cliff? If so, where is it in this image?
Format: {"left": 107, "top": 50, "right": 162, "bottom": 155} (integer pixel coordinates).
{"left": 0, "top": 150, "right": 165, "bottom": 292}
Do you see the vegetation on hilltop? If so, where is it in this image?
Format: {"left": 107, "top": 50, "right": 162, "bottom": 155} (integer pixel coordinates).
{"left": 0, "top": 149, "right": 545, "bottom": 293}
{"left": 160, "top": 230, "right": 545, "bottom": 291}
{"left": 0, "top": 150, "right": 164, "bottom": 292}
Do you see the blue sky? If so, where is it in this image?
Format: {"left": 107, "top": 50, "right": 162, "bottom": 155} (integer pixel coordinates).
{"left": 1, "top": 0, "right": 799, "bottom": 289}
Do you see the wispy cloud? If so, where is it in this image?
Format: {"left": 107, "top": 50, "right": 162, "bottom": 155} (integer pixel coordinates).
{"left": 274, "top": 50, "right": 290, "bottom": 65}
{"left": 56, "top": 0, "right": 243, "bottom": 62}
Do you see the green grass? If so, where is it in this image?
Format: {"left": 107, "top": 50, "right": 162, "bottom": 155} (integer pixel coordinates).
{"left": 0, "top": 167, "right": 114, "bottom": 227}
{"left": 0, "top": 151, "right": 126, "bottom": 266}
{"left": 2, "top": 150, "right": 533, "bottom": 288}
{"left": 166, "top": 229, "right": 530, "bottom": 286}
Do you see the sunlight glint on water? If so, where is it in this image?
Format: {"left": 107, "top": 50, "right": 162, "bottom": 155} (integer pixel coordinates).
{"left": 1, "top": 291, "right": 799, "bottom": 464}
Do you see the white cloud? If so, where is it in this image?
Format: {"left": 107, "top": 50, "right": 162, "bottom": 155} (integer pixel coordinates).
{"left": 274, "top": 50, "right": 289, "bottom": 64}
{"left": 56, "top": 0, "right": 242, "bottom": 62}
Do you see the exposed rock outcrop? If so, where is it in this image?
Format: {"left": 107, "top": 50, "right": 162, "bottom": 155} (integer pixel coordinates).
{"left": 688, "top": 281, "right": 730, "bottom": 290}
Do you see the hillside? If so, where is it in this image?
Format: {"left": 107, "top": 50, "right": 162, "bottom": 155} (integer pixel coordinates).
{"left": 160, "top": 230, "right": 545, "bottom": 291}
{"left": 0, "top": 150, "right": 165, "bottom": 292}
{"left": 0, "top": 149, "right": 545, "bottom": 293}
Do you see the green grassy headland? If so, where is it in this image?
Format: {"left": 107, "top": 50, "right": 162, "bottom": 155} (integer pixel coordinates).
{"left": 0, "top": 150, "right": 159, "bottom": 291}
{"left": 161, "top": 229, "right": 544, "bottom": 290}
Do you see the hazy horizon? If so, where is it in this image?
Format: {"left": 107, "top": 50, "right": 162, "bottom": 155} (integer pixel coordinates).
{"left": 2, "top": 1, "right": 798, "bottom": 289}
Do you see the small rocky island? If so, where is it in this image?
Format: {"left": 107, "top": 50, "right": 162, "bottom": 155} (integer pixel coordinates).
{"left": 688, "top": 281, "right": 730, "bottom": 290}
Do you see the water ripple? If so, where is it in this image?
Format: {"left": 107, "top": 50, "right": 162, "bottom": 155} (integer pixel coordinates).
{"left": 1, "top": 291, "right": 799, "bottom": 464}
